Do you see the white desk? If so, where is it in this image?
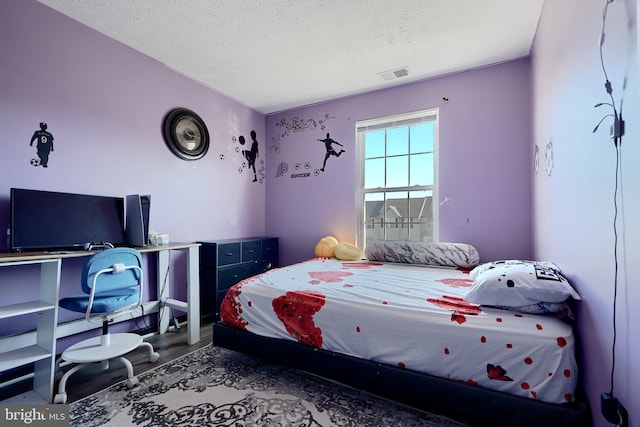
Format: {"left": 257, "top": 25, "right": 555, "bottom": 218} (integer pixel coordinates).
{"left": 0, "top": 242, "right": 200, "bottom": 402}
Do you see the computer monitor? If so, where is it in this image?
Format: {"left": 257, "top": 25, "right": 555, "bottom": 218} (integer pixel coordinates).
{"left": 9, "top": 188, "right": 126, "bottom": 252}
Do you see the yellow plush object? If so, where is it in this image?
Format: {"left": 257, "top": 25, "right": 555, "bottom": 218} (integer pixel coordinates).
{"left": 315, "top": 236, "right": 339, "bottom": 258}
{"left": 334, "top": 242, "right": 363, "bottom": 261}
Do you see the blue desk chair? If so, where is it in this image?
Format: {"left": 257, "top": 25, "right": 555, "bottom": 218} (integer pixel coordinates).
{"left": 53, "top": 248, "right": 159, "bottom": 404}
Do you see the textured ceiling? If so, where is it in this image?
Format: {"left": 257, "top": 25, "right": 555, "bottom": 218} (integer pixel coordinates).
{"left": 37, "top": 0, "right": 544, "bottom": 114}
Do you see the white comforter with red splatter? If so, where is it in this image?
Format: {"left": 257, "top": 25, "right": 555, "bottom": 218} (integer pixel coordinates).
{"left": 220, "top": 258, "right": 577, "bottom": 404}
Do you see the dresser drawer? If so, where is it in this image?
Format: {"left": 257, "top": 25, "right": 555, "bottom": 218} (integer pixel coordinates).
{"left": 217, "top": 263, "right": 254, "bottom": 291}
{"left": 262, "top": 238, "right": 279, "bottom": 263}
{"left": 241, "top": 240, "right": 262, "bottom": 262}
{"left": 217, "top": 243, "right": 241, "bottom": 266}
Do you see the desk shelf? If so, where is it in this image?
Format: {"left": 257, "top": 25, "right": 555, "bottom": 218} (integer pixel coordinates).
{"left": 0, "top": 345, "right": 51, "bottom": 371}
{"left": 0, "top": 258, "right": 60, "bottom": 402}
{"left": 0, "top": 301, "right": 56, "bottom": 320}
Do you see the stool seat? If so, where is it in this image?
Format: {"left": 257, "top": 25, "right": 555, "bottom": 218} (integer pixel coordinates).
{"left": 62, "top": 333, "right": 143, "bottom": 364}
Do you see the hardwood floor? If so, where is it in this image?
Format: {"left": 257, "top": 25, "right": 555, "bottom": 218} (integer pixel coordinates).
{"left": 0, "top": 319, "right": 214, "bottom": 404}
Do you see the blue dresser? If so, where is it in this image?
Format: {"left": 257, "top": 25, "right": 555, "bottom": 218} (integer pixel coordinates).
{"left": 198, "top": 237, "right": 278, "bottom": 320}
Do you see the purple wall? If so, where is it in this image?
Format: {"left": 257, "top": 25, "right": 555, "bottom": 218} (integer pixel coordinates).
{"left": 265, "top": 59, "right": 533, "bottom": 266}
{"left": 532, "top": 1, "right": 639, "bottom": 426}
{"left": 0, "top": 1, "right": 266, "bottom": 342}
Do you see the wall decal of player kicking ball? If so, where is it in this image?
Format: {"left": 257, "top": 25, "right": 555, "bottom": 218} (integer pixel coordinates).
{"left": 243, "top": 130, "right": 260, "bottom": 182}
{"left": 317, "top": 133, "right": 345, "bottom": 172}
{"left": 29, "top": 122, "right": 54, "bottom": 167}
{"left": 231, "top": 130, "right": 264, "bottom": 183}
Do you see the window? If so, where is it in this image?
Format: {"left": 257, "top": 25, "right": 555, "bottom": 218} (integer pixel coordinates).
{"left": 356, "top": 109, "right": 438, "bottom": 249}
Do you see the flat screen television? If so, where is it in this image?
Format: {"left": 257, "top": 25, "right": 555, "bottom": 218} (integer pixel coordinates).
{"left": 9, "top": 188, "right": 126, "bottom": 252}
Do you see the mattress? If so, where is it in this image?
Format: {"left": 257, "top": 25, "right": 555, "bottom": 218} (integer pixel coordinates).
{"left": 220, "top": 258, "right": 578, "bottom": 404}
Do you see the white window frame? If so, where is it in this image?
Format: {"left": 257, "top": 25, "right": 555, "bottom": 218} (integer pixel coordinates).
{"left": 355, "top": 108, "right": 439, "bottom": 250}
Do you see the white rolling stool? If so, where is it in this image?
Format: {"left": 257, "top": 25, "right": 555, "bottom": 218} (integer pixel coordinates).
{"left": 53, "top": 248, "right": 159, "bottom": 404}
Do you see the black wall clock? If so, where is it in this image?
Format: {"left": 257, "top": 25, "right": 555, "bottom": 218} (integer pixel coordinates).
{"left": 162, "top": 108, "right": 210, "bottom": 160}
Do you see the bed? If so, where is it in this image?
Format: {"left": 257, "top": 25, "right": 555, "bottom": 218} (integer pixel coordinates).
{"left": 212, "top": 242, "right": 591, "bottom": 426}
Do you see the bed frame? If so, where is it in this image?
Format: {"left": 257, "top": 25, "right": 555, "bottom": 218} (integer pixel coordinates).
{"left": 213, "top": 323, "right": 592, "bottom": 427}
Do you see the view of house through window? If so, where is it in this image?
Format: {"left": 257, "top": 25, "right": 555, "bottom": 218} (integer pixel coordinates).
{"left": 356, "top": 109, "right": 438, "bottom": 249}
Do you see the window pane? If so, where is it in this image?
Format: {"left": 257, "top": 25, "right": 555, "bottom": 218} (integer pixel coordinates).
{"left": 386, "top": 127, "right": 408, "bottom": 156}
{"left": 410, "top": 153, "right": 434, "bottom": 186}
{"left": 364, "top": 158, "right": 385, "bottom": 189}
{"left": 384, "top": 191, "right": 407, "bottom": 219}
{"left": 409, "top": 190, "right": 434, "bottom": 241}
{"left": 384, "top": 191, "right": 409, "bottom": 240}
{"left": 386, "top": 156, "right": 408, "bottom": 187}
{"left": 365, "top": 192, "right": 384, "bottom": 202}
{"left": 364, "top": 192, "right": 385, "bottom": 239}
{"left": 410, "top": 123, "right": 434, "bottom": 153}
{"left": 364, "top": 130, "right": 385, "bottom": 158}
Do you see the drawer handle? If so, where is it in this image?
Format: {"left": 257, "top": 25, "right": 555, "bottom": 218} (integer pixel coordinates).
{"left": 225, "top": 252, "right": 234, "bottom": 257}
{"left": 247, "top": 249, "right": 255, "bottom": 253}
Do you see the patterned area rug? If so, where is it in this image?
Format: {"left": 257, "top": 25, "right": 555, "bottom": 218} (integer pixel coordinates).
{"left": 69, "top": 344, "right": 466, "bottom": 426}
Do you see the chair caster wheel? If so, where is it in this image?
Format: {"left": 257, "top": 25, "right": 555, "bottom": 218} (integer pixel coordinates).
{"left": 53, "top": 393, "right": 67, "bottom": 404}
{"left": 126, "top": 377, "right": 139, "bottom": 389}
{"left": 149, "top": 352, "right": 159, "bottom": 363}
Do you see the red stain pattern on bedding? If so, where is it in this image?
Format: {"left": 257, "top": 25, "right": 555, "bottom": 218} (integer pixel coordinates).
{"left": 272, "top": 291, "right": 326, "bottom": 347}
{"left": 220, "top": 285, "right": 248, "bottom": 330}
{"left": 308, "top": 271, "right": 353, "bottom": 284}
{"left": 426, "top": 295, "right": 482, "bottom": 323}
{"left": 436, "top": 278, "right": 474, "bottom": 288}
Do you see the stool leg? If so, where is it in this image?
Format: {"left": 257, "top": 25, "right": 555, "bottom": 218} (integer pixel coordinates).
{"left": 117, "top": 357, "right": 139, "bottom": 389}
{"left": 53, "top": 364, "right": 86, "bottom": 404}
{"left": 139, "top": 341, "right": 160, "bottom": 363}
{"left": 54, "top": 358, "right": 63, "bottom": 381}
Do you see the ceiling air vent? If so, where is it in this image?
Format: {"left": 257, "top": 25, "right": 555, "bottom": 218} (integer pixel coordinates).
{"left": 378, "top": 66, "right": 410, "bottom": 81}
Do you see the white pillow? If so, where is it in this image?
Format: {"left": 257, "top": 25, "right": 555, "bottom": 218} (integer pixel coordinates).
{"left": 465, "top": 260, "right": 580, "bottom": 307}
{"left": 469, "top": 259, "right": 560, "bottom": 280}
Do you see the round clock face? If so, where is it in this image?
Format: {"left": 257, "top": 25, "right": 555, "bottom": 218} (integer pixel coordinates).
{"left": 175, "top": 117, "right": 202, "bottom": 151}
{"left": 163, "top": 108, "right": 210, "bottom": 160}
